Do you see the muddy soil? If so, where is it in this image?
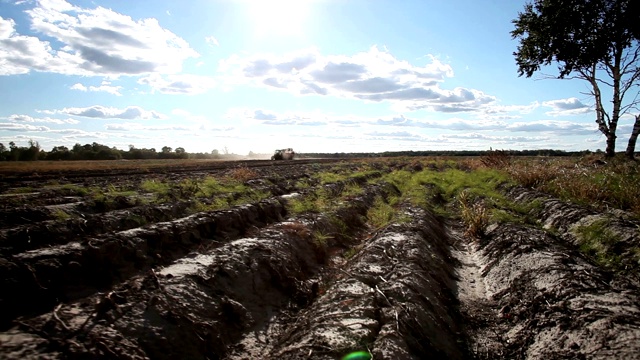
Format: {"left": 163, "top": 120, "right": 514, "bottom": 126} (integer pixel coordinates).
{"left": 507, "top": 186, "right": 640, "bottom": 286}
{"left": 454, "top": 222, "right": 640, "bottom": 359}
{"left": 1, "top": 160, "right": 639, "bottom": 359}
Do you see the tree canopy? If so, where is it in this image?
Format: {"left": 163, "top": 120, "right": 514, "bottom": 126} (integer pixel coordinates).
{"left": 512, "top": 0, "right": 640, "bottom": 158}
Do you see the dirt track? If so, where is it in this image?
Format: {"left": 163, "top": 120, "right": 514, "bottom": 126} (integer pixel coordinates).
{"left": 1, "top": 159, "right": 639, "bottom": 359}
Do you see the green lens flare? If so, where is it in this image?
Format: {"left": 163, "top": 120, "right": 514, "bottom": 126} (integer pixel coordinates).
{"left": 341, "top": 351, "right": 372, "bottom": 360}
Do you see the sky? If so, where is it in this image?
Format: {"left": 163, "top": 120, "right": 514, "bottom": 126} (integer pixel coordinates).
{"left": 0, "top": 0, "right": 636, "bottom": 155}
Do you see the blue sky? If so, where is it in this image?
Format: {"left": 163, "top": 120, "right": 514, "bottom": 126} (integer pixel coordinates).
{"left": 0, "top": 0, "right": 633, "bottom": 154}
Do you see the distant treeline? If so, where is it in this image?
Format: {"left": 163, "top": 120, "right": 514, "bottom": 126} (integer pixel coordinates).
{"left": 0, "top": 141, "right": 248, "bottom": 161}
{"left": 0, "top": 141, "right": 601, "bottom": 162}
{"left": 299, "top": 149, "right": 598, "bottom": 158}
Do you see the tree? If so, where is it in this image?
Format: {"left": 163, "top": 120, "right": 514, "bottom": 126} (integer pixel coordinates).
{"left": 512, "top": 0, "right": 640, "bottom": 158}
{"left": 0, "top": 143, "right": 7, "bottom": 161}
{"left": 174, "top": 147, "right": 188, "bottom": 159}
{"left": 626, "top": 114, "right": 640, "bottom": 156}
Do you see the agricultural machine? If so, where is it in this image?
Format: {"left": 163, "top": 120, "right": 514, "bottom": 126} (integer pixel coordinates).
{"left": 271, "top": 148, "right": 295, "bottom": 160}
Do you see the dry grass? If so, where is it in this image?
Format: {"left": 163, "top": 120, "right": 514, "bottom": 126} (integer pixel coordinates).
{"left": 458, "top": 190, "right": 490, "bottom": 238}
{"left": 281, "top": 221, "right": 311, "bottom": 238}
{"left": 504, "top": 156, "right": 640, "bottom": 218}
{"left": 227, "top": 166, "right": 259, "bottom": 183}
{"left": 480, "top": 149, "right": 511, "bottom": 168}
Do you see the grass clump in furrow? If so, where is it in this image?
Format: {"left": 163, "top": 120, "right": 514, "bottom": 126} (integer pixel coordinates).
{"left": 366, "top": 195, "right": 408, "bottom": 229}
{"left": 287, "top": 188, "right": 334, "bottom": 214}
{"left": 573, "top": 218, "right": 626, "bottom": 270}
{"left": 458, "top": 190, "right": 489, "bottom": 238}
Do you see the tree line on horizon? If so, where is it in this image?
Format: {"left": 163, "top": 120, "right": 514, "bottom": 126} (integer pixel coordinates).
{"left": 0, "top": 140, "right": 610, "bottom": 162}
{"left": 0, "top": 141, "right": 243, "bottom": 161}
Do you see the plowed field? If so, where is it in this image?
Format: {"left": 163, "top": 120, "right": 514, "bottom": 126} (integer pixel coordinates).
{"left": 1, "top": 158, "right": 638, "bottom": 359}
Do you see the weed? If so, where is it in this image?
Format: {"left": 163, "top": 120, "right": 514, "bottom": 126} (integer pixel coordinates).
{"left": 234, "top": 189, "right": 271, "bottom": 204}
{"left": 574, "top": 218, "right": 623, "bottom": 269}
{"left": 123, "top": 214, "right": 147, "bottom": 227}
{"left": 281, "top": 221, "right": 311, "bottom": 238}
{"left": 502, "top": 157, "right": 640, "bottom": 218}
{"left": 490, "top": 209, "right": 523, "bottom": 225}
{"left": 228, "top": 166, "right": 258, "bottom": 183}
{"left": 489, "top": 198, "right": 542, "bottom": 225}
{"left": 311, "top": 230, "right": 332, "bottom": 262}
{"left": 287, "top": 189, "right": 333, "bottom": 214}
{"left": 7, "top": 187, "right": 35, "bottom": 194}
{"left": 329, "top": 215, "right": 350, "bottom": 240}
{"left": 316, "top": 171, "right": 347, "bottom": 184}
{"left": 480, "top": 149, "right": 511, "bottom": 168}
{"left": 141, "top": 179, "right": 170, "bottom": 195}
{"left": 343, "top": 245, "right": 364, "bottom": 259}
{"left": 367, "top": 196, "right": 396, "bottom": 228}
{"left": 89, "top": 193, "right": 114, "bottom": 212}
{"left": 342, "top": 183, "right": 365, "bottom": 198}
{"left": 377, "top": 167, "right": 509, "bottom": 213}
{"left": 189, "top": 197, "right": 230, "bottom": 213}
{"left": 59, "top": 183, "right": 90, "bottom": 196}
{"left": 295, "top": 178, "right": 312, "bottom": 189}
{"left": 507, "top": 160, "right": 558, "bottom": 187}
{"left": 459, "top": 190, "right": 489, "bottom": 238}
{"left": 313, "top": 230, "right": 332, "bottom": 247}
{"left": 52, "top": 209, "right": 71, "bottom": 221}
{"left": 198, "top": 177, "right": 246, "bottom": 198}
{"left": 288, "top": 196, "right": 319, "bottom": 214}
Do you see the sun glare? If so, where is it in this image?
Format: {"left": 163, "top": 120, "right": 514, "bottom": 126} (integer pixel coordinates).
{"left": 246, "top": 0, "right": 309, "bottom": 36}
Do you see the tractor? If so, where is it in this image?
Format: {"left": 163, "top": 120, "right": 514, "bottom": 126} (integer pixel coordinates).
{"left": 271, "top": 148, "right": 295, "bottom": 160}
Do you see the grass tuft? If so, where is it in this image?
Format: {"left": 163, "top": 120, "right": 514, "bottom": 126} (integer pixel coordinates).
{"left": 366, "top": 196, "right": 396, "bottom": 228}
{"left": 459, "top": 190, "right": 489, "bottom": 238}
{"left": 574, "top": 218, "right": 623, "bottom": 269}
{"left": 228, "top": 166, "right": 259, "bottom": 183}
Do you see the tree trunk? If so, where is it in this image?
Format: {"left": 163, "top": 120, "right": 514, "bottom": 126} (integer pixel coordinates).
{"left": 606, "top": 49, "right": 623, "bottom": 158}
{"left": 585, "top": 68, "right": 616, "bottom": 157}
{"left": 605, "top": 132, "right": 617, "bottom": 158}
{"left": 626, "top": 115, "right": 640, "bottom": 159}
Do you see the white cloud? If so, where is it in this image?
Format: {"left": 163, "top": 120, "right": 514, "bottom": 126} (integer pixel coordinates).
{"left": 0, "top": 135, "right": 49, "bottom": 143}
{"left": 138, "top": 74, "right": 216, "bottom": 94}
{"left": 227, "top": 108, "right": 599, "bottom": 140}
{"left": 105, "top": 122, "right": 232, "bottom": 132}
{"left": 0, "top": 15, "right": 65, "bottom": 75}
{"left": 484, "top": 102, "right": 540, "bottom": 115}
{"left": 366, "top": 130, "right": 425, "bottom": 139}
{"left": 542, "top": 97, "right": 592, "bottom": 116}
{"left": 70, "top": 81, "right": 122, "bottom": 95}
{"left": 70, "top": 83, "right": 87, "bottom": 91}
{"left": 0, "top": 122, "right": 50, "bottom": 131}
{"left": 0, "top": 1, "right": 198, "bottom": 76}
{"left": 505, "top": 120, "right": 596, "bottom": 134}
{"left": 6, "top": 114, "right": 79, "bottom": 124}
{"left": 50, "top": 129, "right": 109, "bottom": 139}
{"left": 220, "top": 47, "right": 496, "bottom": 112}
{"left": 230, "top": 108, "right": 336, "bottom": 126}
{"left": 51, "top": 105, "right": 166, "bottom": 119}
{"left": 440, "top": 133, "right": 549, "bottom": 143}
{"left": 105, "top": 123, "right": 190, "bottom": 131}
{"left": 205, "top": 36, "right": 219, "bottom": 47}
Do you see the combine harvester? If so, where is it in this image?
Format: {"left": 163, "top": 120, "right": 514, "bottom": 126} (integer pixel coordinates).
{"left": 271, "top": 148, "right": 295, "bottom": 160}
